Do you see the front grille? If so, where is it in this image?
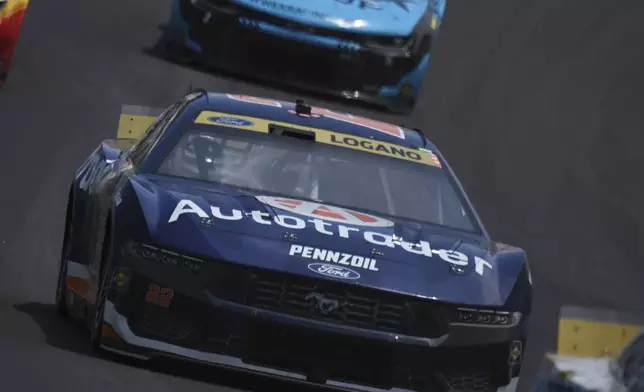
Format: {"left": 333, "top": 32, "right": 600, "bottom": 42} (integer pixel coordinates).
{"left": 440, "top": 368, "right": 495, "bottom": 392}
{"left": 245, "top": 270, "right": 408, "bottom": 333}
{"left": 123, "top": 270, "right": 510, "bottom": 392}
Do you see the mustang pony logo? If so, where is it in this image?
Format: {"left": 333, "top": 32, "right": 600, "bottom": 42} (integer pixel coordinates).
{"left": 333, "top": 0, "right": 416, "bottom": 11}
{"left": 306, "top": 292, "right": 344, "bottom": 314}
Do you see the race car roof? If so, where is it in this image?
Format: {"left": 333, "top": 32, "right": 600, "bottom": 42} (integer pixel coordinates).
{"left": 184, "top": 93, "right": 436, "bottom": 150}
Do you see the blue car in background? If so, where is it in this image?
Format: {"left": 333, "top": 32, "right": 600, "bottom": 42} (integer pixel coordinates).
{"left": 160, "top": 0, "right": 446, "bottom": 114}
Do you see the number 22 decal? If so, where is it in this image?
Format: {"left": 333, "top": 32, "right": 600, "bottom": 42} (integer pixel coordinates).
{"left": 226, "top": 94, "right": 406, "bottom": 139}
{"left": 145, "top": 284, "right": 174, "bottom": 308}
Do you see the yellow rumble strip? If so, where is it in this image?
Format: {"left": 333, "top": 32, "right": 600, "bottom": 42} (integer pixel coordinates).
{"left": 117, "top": 105, "right": 164, "bottom": 139}
{"left": 557, "top": 305, "right": 644, "bottom": 358}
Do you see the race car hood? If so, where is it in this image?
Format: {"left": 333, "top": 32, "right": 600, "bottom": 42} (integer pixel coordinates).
{"left": 134, "top": 175, "right": 527, "bottom": 307}
{"left": 236, "top": 0, "right": 429, "bottom": 36}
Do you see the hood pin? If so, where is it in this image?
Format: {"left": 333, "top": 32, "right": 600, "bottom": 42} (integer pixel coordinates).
{"left": 450, "top": 264, "right": 467, "bottom": 275}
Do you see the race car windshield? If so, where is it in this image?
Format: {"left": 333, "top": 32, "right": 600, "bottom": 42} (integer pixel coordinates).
{"left": 157, "top": 126, "right": 478, "bottom": 233}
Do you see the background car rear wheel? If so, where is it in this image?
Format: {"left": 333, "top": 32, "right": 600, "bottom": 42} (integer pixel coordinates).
{"left": 55, "top": 191, "right": 74, "bottom": 316}
{"left": 90, "top": 227, "right": 113, "bottom": 353}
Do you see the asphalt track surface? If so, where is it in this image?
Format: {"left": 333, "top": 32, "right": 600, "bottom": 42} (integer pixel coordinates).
{"left": 1, "top": 0, "right": 644, "bottom": 390}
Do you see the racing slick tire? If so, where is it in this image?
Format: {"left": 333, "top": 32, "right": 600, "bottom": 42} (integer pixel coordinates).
{"left": 90, "top": 226, "right": 113, "bottom": 354}
{"left": 54, "top": 190, "right": 74, "bottom": 317}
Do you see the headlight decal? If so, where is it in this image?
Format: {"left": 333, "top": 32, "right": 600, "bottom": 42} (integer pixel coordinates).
{"left": 127, "top": 241, "right": 204, "bottom": 273}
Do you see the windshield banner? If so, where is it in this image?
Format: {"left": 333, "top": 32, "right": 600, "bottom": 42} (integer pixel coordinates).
{"left": 193, "top": 110, "right": 442, "bottom": 168}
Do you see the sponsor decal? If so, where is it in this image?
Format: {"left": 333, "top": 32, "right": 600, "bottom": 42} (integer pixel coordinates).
{"left": 168, "top": 199, "right": 494, "bottom": 276}
{"left": 420, "top": 148, "right": 442, "bottom": 168}
{"left": 290, "top": 244, "right": 378, "bottom": 271}
{"left": 115, "top": 190, "right": 123, "bottom": 207}
{"left": 248, "top": 0, "right": 327, "bottom": 18}
{"left": 109, "top": 267, "right": 131, "bottom": 291}
{"left": 334, "top": 0, "right": 416, "bottom": 11}
{"left": 509, "top": 340, "right": 523, "bottom": 365}
{"left": 257, "top": 196, "right": 393, "bottom": 228}
{"left": 306, "top": 107, "right": 405, "bottom": 140}
{"left": 145, "top": 284, "right": 174, "bottom": 308}
{"left": 308, "top": 263, "right": 361, "bottom": 280}
{"left": 325, "top": 133, "right": 426, "bottom": 164}
{"left": 207, "top": 116, "right": 254, "bottom": 127}
{"left": 193, "top": 110, "right": 439, "bottom": 167}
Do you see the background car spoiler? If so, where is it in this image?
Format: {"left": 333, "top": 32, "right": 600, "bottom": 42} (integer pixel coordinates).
{"left": 117, "top": 104, "right": 164, "bottom": 140}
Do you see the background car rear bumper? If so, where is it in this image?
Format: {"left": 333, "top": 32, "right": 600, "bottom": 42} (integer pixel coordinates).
{"left": 163, "top": 0, "right": 429, "bottom": 112}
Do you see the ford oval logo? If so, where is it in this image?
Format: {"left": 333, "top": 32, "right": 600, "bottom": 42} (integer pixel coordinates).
{"left": 208, "top": 116, "right": 253, "bottom": 126}
{"left": 307, "top": 263, "right": 361, "bottom": 280}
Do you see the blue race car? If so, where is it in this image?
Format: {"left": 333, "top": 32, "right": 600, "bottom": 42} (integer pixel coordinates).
{"left": 55, "top": 91, "right": 531, "bottom": 392}
{"left": 158, "top": 0, "right": 446, "bottom": 114}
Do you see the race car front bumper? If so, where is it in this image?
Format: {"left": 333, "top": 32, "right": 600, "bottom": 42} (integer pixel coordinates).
{"left": 164, "top": 0, "right": 430, "bottom": 113}
{"left": 99, "top": 242, "right": 528, "bottom": 392}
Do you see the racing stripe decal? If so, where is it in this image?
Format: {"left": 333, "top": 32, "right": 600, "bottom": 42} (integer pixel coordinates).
{"left": 101, "top": 323, "right": 122, "bottom": 341}
{"left": 226, "top": 94, "right": 284, "bottom": 107}
{"left": 66, "top": 261, "right": 91, "bottom": 298}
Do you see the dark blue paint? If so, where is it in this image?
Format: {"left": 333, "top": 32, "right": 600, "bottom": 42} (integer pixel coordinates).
{"left": 67, "top": 92, "right": 531, "bottom": 312}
